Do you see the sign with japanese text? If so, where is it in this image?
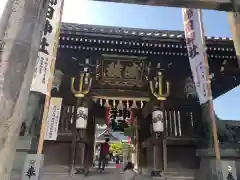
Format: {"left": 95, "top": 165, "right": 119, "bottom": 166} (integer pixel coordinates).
{"left": 101, "top": 54, "right": 145, "bottom": 87}
{"left": 44, "top": 97, "right": 62, "bottom": 140}
{"left": 182, "top": 8, "right": 209, "bottom": 104}
{"left": 30, "top": 0, "right": 64, "bottom": 95}
{"left": 22, "top": 154, "right": 44, "bottom": 180}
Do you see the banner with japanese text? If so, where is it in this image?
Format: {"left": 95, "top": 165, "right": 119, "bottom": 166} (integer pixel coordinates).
{"left": 44, "top": 97, "right": 62, "bottom": 141}
{"left": 182, "top": 8, "right": 209, "bottom": 105}
{"left": 30, "top": 0, "right": 64, "bottom": 95}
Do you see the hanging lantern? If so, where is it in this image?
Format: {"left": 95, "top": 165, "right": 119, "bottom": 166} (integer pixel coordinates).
{"left": 76, "top": 107, "right": 88, "bottom": 129}
{"left": 152, "top": 110, "right": 164, "bottom": 132}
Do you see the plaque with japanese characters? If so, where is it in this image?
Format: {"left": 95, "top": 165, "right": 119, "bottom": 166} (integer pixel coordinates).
{"left": 100, "top": 54, "right": 146, "bottom": 87}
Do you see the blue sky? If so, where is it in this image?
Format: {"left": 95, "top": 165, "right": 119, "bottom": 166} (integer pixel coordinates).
{"left": 0, "top": 0, "right": 239, "bottom": 120}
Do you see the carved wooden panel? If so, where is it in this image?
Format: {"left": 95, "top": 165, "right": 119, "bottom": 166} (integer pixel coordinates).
{"left": 99, "top": 54, "right": 146, "bottom": 87}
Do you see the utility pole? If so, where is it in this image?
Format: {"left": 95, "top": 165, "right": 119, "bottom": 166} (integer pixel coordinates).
{"left": 0, "top": 1, "right": 49, "bottom": 179}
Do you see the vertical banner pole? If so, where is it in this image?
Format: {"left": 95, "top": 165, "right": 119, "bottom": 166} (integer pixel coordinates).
{"left": 198, "top": 9, "right": 221, "bottom": 161}
{"left": 183, "top": 7, "right": 221, "bottom": 160}
{"left": 37, "top": 0, "right": 65, "bottom": 154}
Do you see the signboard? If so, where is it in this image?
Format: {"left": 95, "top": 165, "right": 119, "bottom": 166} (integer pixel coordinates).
{"left": 30, "top": 0, "right": 64, "bottom": 95}
{"left": 182, "top": 8, "right": 209, "bottom": 105}
{"left": 100, "top": 54, "right": 145, "bottom": 87}
{"left": 44, "top": 97, "right": 62, "bottom": 140}
{"left": 152, "top": 110, "right": 164, "bottom": 132}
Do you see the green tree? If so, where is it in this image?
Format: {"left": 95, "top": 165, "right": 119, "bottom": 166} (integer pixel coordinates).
{"left": 110, "top": 142, "right": 123, "bottom": 154}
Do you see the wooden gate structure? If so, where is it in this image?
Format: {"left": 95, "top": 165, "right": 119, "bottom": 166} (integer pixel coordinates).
{"left": 40, "top": 23, "right": 240, "bottom": 178}
{"left": 2, "top": 0, "right": 239, "bottom": 179}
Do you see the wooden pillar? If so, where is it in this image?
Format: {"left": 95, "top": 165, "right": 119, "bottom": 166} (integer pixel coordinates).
{"left": 69, "top": 98, "right": 88, "bottom": 175}
{"left": 135, "top": 115, "right": 140, "bottom": 171}
{"left": 84, "top": 111, "right": 96, "bottom": 173}
{"left": 137, "top": 113, "right": 144, "bottom": 173}
{"left": 69, "top": 98, "right": 79, "bottom": 176}
{"left": 151, "top": 102, "right": 164, "bottom": 177}
{"left": 229, "top": 12, "right": 240, "bottom": 68}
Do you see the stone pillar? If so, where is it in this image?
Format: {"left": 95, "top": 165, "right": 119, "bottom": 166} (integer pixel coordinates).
{"left": 21, "top": 92, "right": 42, "bottom": 136}
{"left": 229, "top": 11, "right": 240, "bottom": 68}
{"left": 151, "top": 104, "right": 164, "bottom": 178}
{"left": 0, "top": 1, "right": 49, "bottom": 179}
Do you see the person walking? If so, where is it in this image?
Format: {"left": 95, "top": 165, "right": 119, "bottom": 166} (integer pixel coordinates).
{"left": 98, "top": 138, "right": 110, "bottom": 172}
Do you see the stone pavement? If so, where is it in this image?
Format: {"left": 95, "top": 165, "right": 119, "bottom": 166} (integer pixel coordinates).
{"left": 40, "top": 168, "right": 150, "bottom": 180}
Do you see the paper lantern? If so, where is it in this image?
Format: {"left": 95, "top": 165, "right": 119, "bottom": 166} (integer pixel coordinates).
{"left": 152, "top": 110, "right": 164, "bottom": 132}
{"left": 76, "top": 107, "right": 88, "bottom": 129}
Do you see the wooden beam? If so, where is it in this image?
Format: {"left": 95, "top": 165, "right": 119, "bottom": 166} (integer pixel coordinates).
{"left": 229, "top": 12, "right": 240, "bottom": 68}
{"left": 142, "top": 100, "right": 154, "bottom": 119}
{"left": 92, "top": 0, "right": 233, "bottom": 11}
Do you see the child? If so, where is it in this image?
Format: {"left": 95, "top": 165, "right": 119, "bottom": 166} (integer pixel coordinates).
{"left": 123, "top": 162, "right": 137, "bottom": 180}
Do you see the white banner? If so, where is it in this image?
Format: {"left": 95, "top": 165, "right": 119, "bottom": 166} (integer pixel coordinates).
{"left": 76, "top": 107, "right": 88, "bottom": 129}
{"left": 44, "top": 97, "right": 62, "bottom": 141}
{"left": 152, "top": 110, "right": 164, "bottom": 132}
{"left": 30, "top": 0, "right": 64, "bottom": 95}
{"left": 182, "top": 8, "right": 209, "bottom": 104}
{"left": 30, "top": 52, "right": 55, "bottom": 95}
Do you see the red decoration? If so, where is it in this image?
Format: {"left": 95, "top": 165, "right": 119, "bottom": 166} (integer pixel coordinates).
{"left": 130, "top": 109, "right": 135, "bottom": 125}
{"left": 106, "top": 107, "right": 110, "bottom": 128}
{"left": 128, "top": 136, "right": 131, "bottom": 144}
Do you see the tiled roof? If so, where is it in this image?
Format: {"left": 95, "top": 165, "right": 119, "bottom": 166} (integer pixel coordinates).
{"left": 96, "top": 128, "right": 119, "bottom": 140}
{"left": 60, "top": 22, "right": 232, "bottom": 41}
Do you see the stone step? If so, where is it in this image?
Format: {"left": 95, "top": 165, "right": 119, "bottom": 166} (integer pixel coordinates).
{"left": 164, "top": 168, "right": 197, "bottom": 180}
